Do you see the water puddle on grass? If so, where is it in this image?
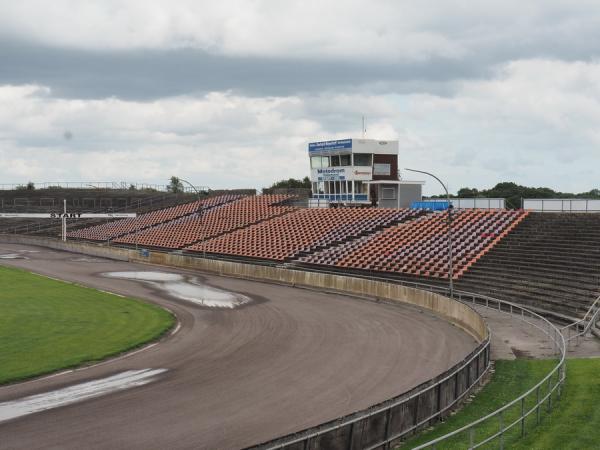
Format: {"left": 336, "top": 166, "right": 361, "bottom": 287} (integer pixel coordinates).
{"left": 0, "top": 369, "right": 167, "bottom": 423}
{"left": 102, "top": 271, "right": 252, "bottom": 309}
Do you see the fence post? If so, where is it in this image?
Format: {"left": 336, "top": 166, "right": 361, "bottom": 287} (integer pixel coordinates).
{"left": 436, "top": 383, "right": 442, "bottom": 419}
{"left": 548, "top": 377, "right": 553, "bottom": 412}
{"left": 557, "top": 363, "right": 563, "bottom": 400}
{"left": 414, "top": 394, "right": 420, "bottom": 431}
{"left": 383, "top": 408, "right": 392, "bottom": 450}
{"left": 348, "top": 422, "right": 355, "bottom": 450}
{"left": 304, "top": 436, "right": 311, "bottom": 450}
{"left": 536, "top": 386, "right": 541, "bottom": 424}
{"left": 499, "top": 410, "right": 504, "bottom": 450}
{"left": 520, "top": 397, "right": 525, "bottom": 437}
{"left": 454, "top": 371, "right": 459, "bottom": 399}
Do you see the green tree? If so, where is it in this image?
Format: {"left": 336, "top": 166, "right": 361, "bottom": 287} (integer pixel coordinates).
{"left": 268, "top": 177, "right": 311, "bottom": 189}
{"left": 452, "top": 182, "right": 600, "bottom": 209}
{"left": 167, "top": 176, "right": 184, "bottom": 193}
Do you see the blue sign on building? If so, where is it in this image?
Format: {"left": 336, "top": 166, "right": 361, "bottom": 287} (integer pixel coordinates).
{"left": 308, "top": 139, "right": 352, "bottom": 153}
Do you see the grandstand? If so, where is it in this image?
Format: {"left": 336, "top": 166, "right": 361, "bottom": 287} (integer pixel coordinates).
{"left": 6, "top": 188, "right": 599, "bottom": 323}
{"left": 114, "top": 195, "right": 294, "bottom": 249}
{"left": 186, "top": 207, "right": 425, "bottom": 262}
{"left": 67, "top": 194, "right": 245, "bottom": 242}
{"left": 296, "top": 209, "right": 527, "bottom": 278}
{"left": 456, "top": 212, "right": 600, "bottom": 320}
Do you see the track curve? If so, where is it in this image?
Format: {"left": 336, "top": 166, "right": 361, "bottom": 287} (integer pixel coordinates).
{"left": 0, "top": 243, "right": 476, "bottom": 450}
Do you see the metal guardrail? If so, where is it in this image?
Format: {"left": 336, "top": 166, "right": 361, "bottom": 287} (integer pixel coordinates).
{"left": 247, "top": 284, "right": 566, "bottom": 450}
{"left": 0, "top": 181, "right": 209, "bottom": 193}
{"left": 560, "top": 294, "right": 600, "bottom": 346}
{"left": 249, "top": 303, "right": 491, "bottom": 450}
{"left": 413, "top": 289, "right": 566, "bottom": 450}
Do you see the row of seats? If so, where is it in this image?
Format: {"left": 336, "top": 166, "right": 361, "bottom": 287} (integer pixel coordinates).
{"left": 298, "top": 210, "right": 528, "bottom": 278}
{"left": 115, "top": 195, "right": 295, "bottom": 249}
{"left": 66, "top": 194, "right": 244, "bottom": 241}
{"left": 186, "top": 208, "right": 423, "bottom": 261}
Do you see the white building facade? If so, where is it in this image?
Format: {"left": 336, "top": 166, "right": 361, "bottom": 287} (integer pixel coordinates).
{"left": 308, "top": 138, "right": 400, "bottom": 204}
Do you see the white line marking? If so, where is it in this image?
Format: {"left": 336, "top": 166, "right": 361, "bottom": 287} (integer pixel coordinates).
{"left": 0, "top": 369, "right": 167, "bottom": 423}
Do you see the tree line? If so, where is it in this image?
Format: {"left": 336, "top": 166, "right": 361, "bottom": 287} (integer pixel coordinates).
{"left": 441, "top": 182, "right": 600, "bottom": 209}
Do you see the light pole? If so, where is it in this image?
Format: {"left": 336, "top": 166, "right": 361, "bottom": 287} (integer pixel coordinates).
{"left": 178, "top": 178, "right": 205, "bottom": 259}
{"left": 405, "top": 168, "right": 454, "bottom": 297}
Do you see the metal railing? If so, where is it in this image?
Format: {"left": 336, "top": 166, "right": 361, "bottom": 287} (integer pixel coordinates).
{"left": 413, "top": 289, "right": 566, "bottom": 450}
{"left": 250, "top": 325, "right": 491, "bottom": 450}
{"left": 242, "top": 267, "right": 566, "bottom": 450}
{"left": 560, "top": 294, "right": 600, "bottom": 347}
{"left": 0, "top": 181, "right": 210, "bottom": 193}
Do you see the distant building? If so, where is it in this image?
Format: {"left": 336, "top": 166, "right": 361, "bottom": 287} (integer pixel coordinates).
{"left": 307, "top": 138, "right": 423, "bottom": 208}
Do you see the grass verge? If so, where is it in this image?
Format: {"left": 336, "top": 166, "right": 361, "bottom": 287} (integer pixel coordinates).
{"left": 0, "top": 265, "right": 174, "bottom": 385}
{"left": 401, "top": 358, "right": 600, "bottom": 449}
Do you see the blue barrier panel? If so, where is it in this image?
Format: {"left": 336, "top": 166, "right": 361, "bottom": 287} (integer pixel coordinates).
{"left": 411, "top": 201, "right": 449, "bottom": 211}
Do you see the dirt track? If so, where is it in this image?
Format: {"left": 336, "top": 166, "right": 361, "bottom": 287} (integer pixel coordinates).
{"left": 0, "top": 243, "right": 476, "bottom": 450}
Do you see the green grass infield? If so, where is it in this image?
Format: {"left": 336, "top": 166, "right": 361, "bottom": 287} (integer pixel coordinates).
{"left": 401, "top": 358, "right": 600, "bottom": 449}
{"left": 0, "top": 265, "right": 174, "bottom": 385}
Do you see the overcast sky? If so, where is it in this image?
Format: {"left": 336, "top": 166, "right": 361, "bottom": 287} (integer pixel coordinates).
{"left": 1, "top": 1, "right": 599, "bottom": 194}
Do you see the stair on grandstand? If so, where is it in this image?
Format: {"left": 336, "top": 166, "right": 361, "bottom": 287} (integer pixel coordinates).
{"left": 456, "top": 212, "right": 600, "bottom": 320}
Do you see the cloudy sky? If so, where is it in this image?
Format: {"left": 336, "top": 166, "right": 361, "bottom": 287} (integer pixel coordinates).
{"left": 1, "top": 1, "right": 599, "bottom": 194}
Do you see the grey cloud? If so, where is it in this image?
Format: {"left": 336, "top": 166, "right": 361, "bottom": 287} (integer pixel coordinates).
{"left": 0, "top": 39, "right": 488, "bottom": 100}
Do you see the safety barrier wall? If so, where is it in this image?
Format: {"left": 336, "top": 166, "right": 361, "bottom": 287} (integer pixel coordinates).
{"left": 523, "top": 198, "right": 600, "bottom": 212}
{"left": 0, "top": 235, "right": 490, "bottom": 448}
{"left": 424, "top": 198, "right": 506, "bottom": 209}
{"left": 0, "top": 234, "right": 131, "bottom": 261}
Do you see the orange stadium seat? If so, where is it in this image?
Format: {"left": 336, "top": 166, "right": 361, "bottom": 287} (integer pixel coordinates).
{"left": 298, "top": 209, "right": 528, "bottom": 279}
{"left": 66, "top": 194, "right": 244, "bottom": 241}
{"left": 186, "top": 208, "right": 424, "bottom": 262}
{"left": 114, "top": 195, "right": 295, "bottom": 249}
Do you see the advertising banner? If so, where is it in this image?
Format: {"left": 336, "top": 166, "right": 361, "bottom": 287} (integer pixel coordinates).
{"left": 308, "top": 139, "right": 352, "bottom": 154}
{"left": 311, "top": 167, "right": 372, "bottom": 181}
{"left": 0, "top": 213, "right": 137, "bottom": 219}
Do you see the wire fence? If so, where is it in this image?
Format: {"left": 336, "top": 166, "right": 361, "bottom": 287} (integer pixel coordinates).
{"left": 412, "top": 290, "right": 566, "bottom": 449}
{"left": 0, "top": 181, "right": 209, "bottom": 193}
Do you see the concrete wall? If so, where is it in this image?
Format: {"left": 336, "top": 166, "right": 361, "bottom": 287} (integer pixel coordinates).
{"left": 399, "top": 183, "right": 422, "bottom": 209}
{"left": 0, "top": 235, "right": 487, "bottom": 342}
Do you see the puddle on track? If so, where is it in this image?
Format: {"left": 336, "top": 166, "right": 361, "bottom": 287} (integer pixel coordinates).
{"left": 70, "top": 257, "right": 106, "bottom": 263}
{"left": 103, "top": 271, "right": 252, "bottom": 309}
{"left": 0, "top": 369, "right": 167, "bottom": 423}
{"left": 0, "top": 254, "right": 27, "bottom": 260}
